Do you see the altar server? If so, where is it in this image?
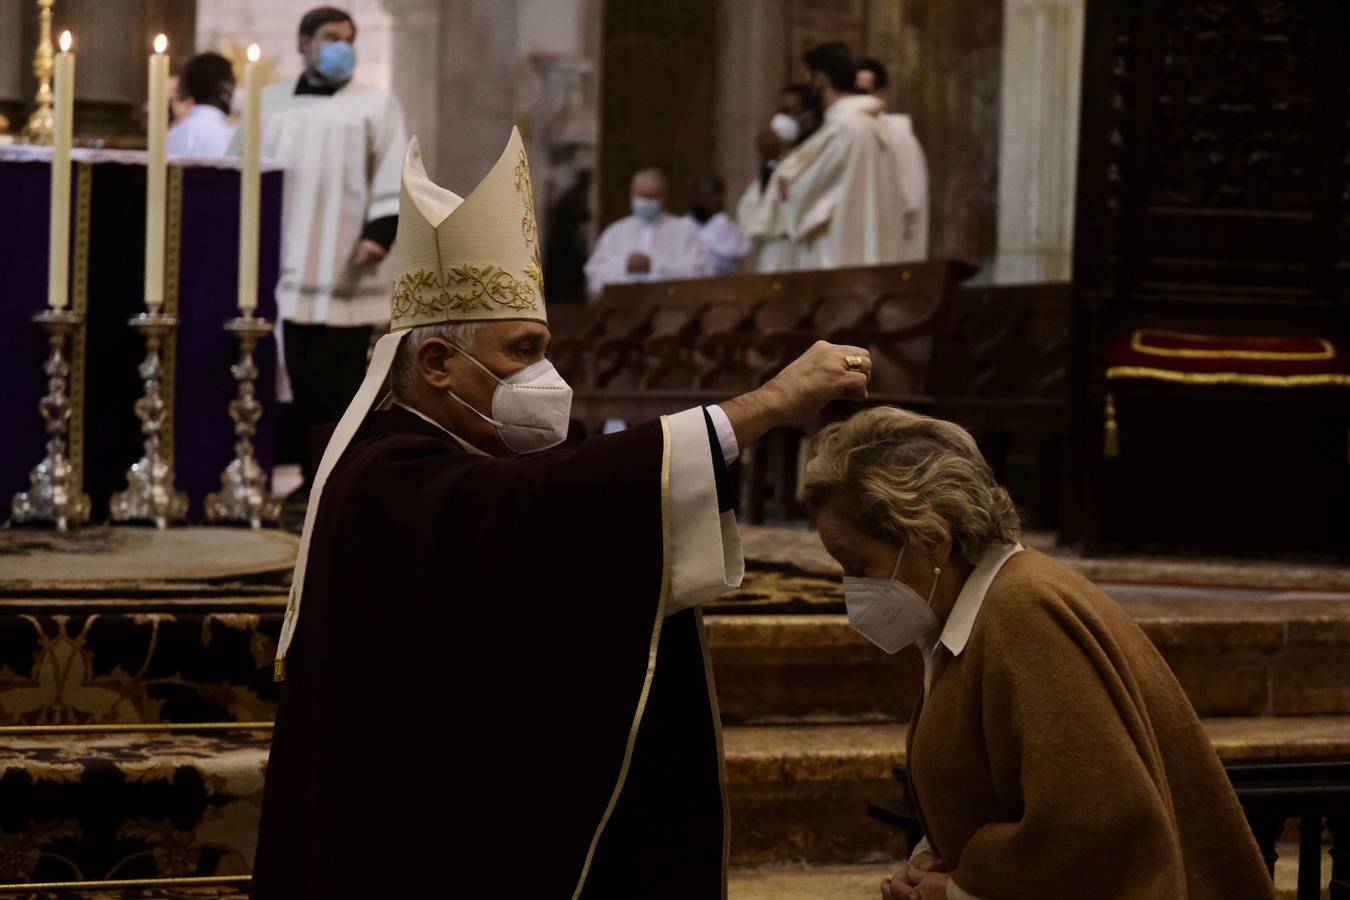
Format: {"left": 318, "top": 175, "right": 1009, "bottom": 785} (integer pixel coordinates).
{"left": 250, "top": 127, "right": 874, "bottom": 899}
{"left": 584, "top": 167, "right": 710, "bottom": 300}
{"left": 232, "top": 6, "right": 407, "bottom": 493}
{"left": 857, "top": 57, "right": 929, "bottom": 261}
{"left": 166, "top": 53, "right": 235, "bottom": 157}
{"left": 686, "top": 174, "right": 752, "bottom": 277}
{"left": 764, "top": 42, "right": 906, "bottom": 270}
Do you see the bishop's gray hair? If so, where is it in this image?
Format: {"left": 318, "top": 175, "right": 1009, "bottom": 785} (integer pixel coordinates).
{"left": 389, "top": 322, "right": 483, "bottom": 402}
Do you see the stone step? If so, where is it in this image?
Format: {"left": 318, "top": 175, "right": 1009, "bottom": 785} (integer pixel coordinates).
{"left": 10, "top": 583, "right": 1350, "bottom": 729}
{"left": 3, "top": 718, "right": 1343, "bottom": 888}
{"left": 708, "top": 590, "right": 1350, "bottom": 724}
{"left": 722, "top": 717, "right": 1350, "bottom": 865}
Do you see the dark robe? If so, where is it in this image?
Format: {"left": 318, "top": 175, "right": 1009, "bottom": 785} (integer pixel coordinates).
{"left": 251, "top": 406, "right": 726, "bottom": 899}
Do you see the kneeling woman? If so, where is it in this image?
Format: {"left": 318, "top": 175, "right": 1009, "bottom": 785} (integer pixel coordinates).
{"left": 801, "top": 407, "right": 1273, "bottom": 900}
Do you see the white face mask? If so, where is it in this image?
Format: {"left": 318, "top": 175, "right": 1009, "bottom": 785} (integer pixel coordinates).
{"left": 446, "top": 347, "right": 573, "bottom": 454}
{"left": 842, "top": 545, "right": 940, "bottom": 654}
{"left": 769, "top": 112, "right": 801, "bottom": 145}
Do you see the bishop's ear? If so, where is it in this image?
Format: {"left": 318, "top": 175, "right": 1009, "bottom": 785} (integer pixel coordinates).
{"left": 414, "top": 337, "right": 457, "bottom": 391}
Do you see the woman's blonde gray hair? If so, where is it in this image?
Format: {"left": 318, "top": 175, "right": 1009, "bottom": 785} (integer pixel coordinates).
{"left": 389, "top": 322, "right": 482, "bottom": 401}
{"left": 800, "top": 406, "right": 1020, "bottom": 565}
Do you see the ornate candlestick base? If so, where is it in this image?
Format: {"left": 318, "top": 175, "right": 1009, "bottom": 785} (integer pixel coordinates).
{"left": 11, "top": 309, "right": 91, "bottom": 532}
{"left": 110, "top": 313, "right": 188, "bottom": 529}
{"left": 206, "top": 316, "right": 281, "bottom": 528}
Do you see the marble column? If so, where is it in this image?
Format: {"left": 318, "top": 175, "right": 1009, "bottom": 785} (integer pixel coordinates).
{"left": 992, "top": 0, "right": 1084, "bottom": 283}
{"left": 381, "top": 0, "right": 441, "bottom": 170}
{"left": 713, "top": 0, "right": 788, "bottom": 205}
{"left": 0, "top": 0, "right": 24, "bottom": 128}
{"left": 435, "top": 0, "right": 520, "bottom": 188}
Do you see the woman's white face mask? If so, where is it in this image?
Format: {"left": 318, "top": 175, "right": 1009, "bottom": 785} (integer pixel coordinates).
{"left": 842, "top": 544, "right": 940, "bottom": 654}
{"left": 445, "top": 346, "right": 573, "bottom": 454}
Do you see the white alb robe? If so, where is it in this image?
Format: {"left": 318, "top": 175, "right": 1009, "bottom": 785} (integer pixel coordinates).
{"left": 167, "top": 105, "right": 234, "bottom": 158}
{"left": 735, "top": 176, "right": 796, "bottom": 274}
{"left": 584, "top": 212, "right": 710, "bottom": 300}
{"left": 769, "top": 94, "right": 906, "bottom": 270}
{"left": 881, "top": 112, "right": 929, "bottom": 261}
{"left": 685, "top": 211, "right": 752, "bottom": 277}
{"left": 234, "top": 81, "right": 407, "bottom": 326}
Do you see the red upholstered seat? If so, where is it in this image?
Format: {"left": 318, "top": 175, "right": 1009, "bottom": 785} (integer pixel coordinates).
{"left": 1106, "top": 330, "right": 1350, "bottom": 388}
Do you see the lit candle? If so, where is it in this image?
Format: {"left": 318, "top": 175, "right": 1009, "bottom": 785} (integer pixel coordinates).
{"left": 238, "top": 43, "right": 262, "bottom": 314}
{"left": 144, "top": 33, "right": 169, "bottom": 310}
{"left": 47, "top": 31, "right": 75, "bottom": 309}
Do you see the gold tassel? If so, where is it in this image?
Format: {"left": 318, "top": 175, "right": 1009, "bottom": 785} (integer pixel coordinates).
{"left": 274, "top": 657, "right": 287, "bottom": 682}
{"left": 1104, "top": 393, "right": 1120, "bottom": 459}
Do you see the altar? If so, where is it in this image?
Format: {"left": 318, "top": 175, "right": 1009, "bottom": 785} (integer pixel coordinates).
{"left": 1, "top": 146, "right": 285, "bottom": 522}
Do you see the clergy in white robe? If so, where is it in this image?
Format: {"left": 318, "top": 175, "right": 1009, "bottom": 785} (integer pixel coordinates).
{"left": 857, "top": 57, "right": 930, "bottom": 261}
{"left": 686, "top": 174, "right": 751, "bottom": 276}
{"left": 585, "top": 168, "right": 710, "bottom": 300}
{"left": 228, "top": 7, "right": 407, "bottom": 493}
{"left": 167, "top": 53, "right": 235, "bottom": 158}
{"left": 735, "top": 86, "right": 822, "bottom": 274}
{"left": 239, "top": 76, "right": 406, "bottom": 327}
{"left": 761, "top": 43, "right": 906, "bottom": 271}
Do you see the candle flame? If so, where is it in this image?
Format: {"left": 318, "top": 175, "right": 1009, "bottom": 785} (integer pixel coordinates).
{"left": 247, "top": 43, "right": 261, "bottom": 63}
{"left": 59, "top": 30, "right": 72, "bottom": 52}
{"left": 153, "top": 33, "right": 168, "bottom": 54}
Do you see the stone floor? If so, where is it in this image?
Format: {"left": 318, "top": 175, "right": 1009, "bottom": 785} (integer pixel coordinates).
{"left": 728, "top": 849, "right": 1332, "bottom": 900}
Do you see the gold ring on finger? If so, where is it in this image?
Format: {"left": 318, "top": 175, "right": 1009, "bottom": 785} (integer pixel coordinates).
{"left": 844, "top": 354, "right": 865, "bottom": 372}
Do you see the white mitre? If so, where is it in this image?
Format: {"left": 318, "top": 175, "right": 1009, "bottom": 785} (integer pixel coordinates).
{"left": 394, "top": 127, "right": 546, "bottom": 329}
{"left": 274, "top": 127, "right": 547, "bottom": 680}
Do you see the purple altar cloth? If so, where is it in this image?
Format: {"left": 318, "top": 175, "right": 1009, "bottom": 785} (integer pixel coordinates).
{"left": 1, "top": 148, "right": 284, "bottom": 523}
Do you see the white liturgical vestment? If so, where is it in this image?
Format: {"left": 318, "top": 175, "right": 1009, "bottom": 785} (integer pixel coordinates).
{"left": 769, "top": 94, "right": 906, "bottom": 270}
{"left": 167, "top": 105, "right": 234, "bottom": 158}
{"left": 684, "top": 211, "right": 752, "bottom": 277}
{"left": 736, "top": 176, "right": 796, "bottom": 274}
{"left": 881, "top": 112, "right": 929, "bottom": 261}
{"left": 236, "top": 81, "right": 407, "bottom": 326}
{"left": 584, "top": 212, "right": 710, "bottom": 300}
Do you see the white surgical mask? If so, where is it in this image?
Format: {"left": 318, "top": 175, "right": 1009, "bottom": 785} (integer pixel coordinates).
{"left": 446, "top": 348, "right": 573, "bottom": 454}
{"left": 770, "top": 112, "right": 801, "bottom": 145}
{"left": 842, "top": 545, "right": 940, "bottom": 654}
{"left": 631, "top": 196, "right": 662, "bottom": 224}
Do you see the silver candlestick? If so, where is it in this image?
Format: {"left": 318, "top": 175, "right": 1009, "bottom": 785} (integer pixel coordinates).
{"left": 110, "top": 313, "right": 187, "bottom": 528}
{"left": 205, "top": 316, "right": 281, "bottom": 528}
{"left": 11, "top": 309, "right": 91, "bottom": 531}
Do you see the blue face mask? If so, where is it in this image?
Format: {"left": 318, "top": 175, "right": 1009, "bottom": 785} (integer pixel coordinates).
{"left": 315, "top": 40, "right": 356, "bottom": 83}
{"left": 631, "top": 197, "right": 662, "bottom": 224}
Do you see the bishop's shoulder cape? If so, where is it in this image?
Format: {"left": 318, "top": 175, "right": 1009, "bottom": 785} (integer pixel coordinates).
{"left": 251, "top": 406, "right": 738, "bottom": 900}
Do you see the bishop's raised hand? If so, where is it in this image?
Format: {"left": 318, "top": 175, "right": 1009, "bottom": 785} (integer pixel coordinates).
{"left": 720, "top": 340, "right": 871, "bottom": 449}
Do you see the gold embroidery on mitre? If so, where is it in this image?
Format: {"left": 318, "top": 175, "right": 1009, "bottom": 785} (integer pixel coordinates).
{"left": 513, "top": 150, "right": 545, "bottom": 297}
{"left": 393, "top": 265, "right": 540, "bottom": 321}
{"left": 514, "top": 151, "right": 538, "bottom": 246}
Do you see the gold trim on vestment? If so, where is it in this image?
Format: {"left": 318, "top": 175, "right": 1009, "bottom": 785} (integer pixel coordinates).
{"left": 1130, "top": 329, "right": 1335, "bottom": 361}
{"left": 0, "top": 721, "right": 272, "bottom": 736}
{"left": 0, "top": 875, "right": 252, "bottom": 893}
{"left": 161, "top": 164, "right": 184, "bottom": 464}
{"left": 695, "top": 607, "right": 731, "bottom": 898}
{"left": 70, "top": 162, "right": 91, "bottom": 492}
{"left": 1106, "top": 366, "right": 1350, "bottom": 388}
{"left": 569, "top": 418, "right": 673, "bottom": 900}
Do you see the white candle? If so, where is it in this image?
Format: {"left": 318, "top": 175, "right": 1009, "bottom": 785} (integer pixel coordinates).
{"left": 144, "top": 33, "right": 169, "bottom": 310}
{"left": 238, "top": 43, "right": 262, "bottom": 314}
{"left": 47, "top": 31, "right": 75, "bottom": 309}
